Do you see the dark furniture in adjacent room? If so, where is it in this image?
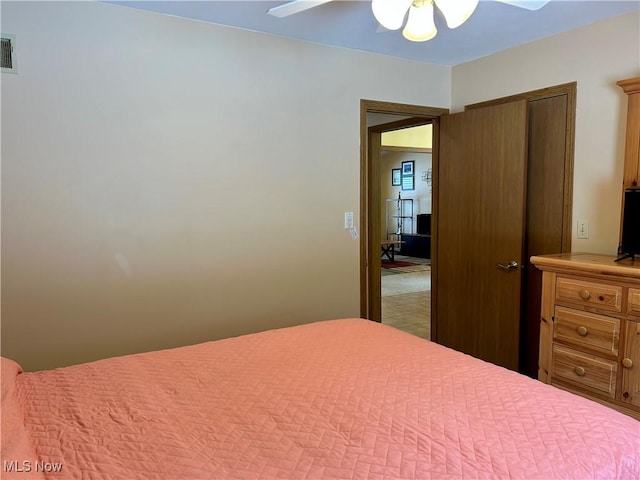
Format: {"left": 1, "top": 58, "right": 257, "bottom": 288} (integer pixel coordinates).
{"left": 400, "top": 233, "right": 431, "bottom": 259}
{"left": 401, "top": 213, "right": 431, "bottom": 259}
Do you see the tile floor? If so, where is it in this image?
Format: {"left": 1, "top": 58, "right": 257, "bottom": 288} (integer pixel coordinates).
{"left": 381, "top": 255, "right": 431, "bottom": 340}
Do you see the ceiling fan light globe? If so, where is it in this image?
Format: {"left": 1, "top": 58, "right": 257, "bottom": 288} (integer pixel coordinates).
{"left": 434, "top": 0, "right": 479, "bottom": 28}
{"left": 372, "top": 0, "right": 413, "bottom": 30}
{"left": 402, "top": 1, "right": 437, "bottom": 42}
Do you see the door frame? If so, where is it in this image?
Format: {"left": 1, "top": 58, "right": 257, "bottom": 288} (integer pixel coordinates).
{"left": 359, "top": 100, "right": 448, "bottom": 323}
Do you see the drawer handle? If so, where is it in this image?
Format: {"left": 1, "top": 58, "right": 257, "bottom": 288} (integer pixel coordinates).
{"left": 579, "top": 289, "right": 591, "bottom": 300}
{"left": 577, "top": 325, "right": 588, "bottom": 336}
{"left": 574, "top": 366, "right": 586, "bottom": 377}
{"left": 622, "top": 358, "right": 633, "bottom": 369}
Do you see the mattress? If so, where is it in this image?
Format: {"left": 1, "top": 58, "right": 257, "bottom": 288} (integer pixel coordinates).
{"left": 2, "top": 318, "right": 639, "bottom": 479}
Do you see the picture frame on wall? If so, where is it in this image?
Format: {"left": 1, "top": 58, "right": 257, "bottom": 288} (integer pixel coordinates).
{"left": 401, "top": 174, "right": 415, "bottom": 191}
{"left": 401, "top": 160, "right": 415, "bottom": 191}
{"left": 402, "top": 161, "right": 414, "bottom": 176}
{"left": 392, "top": 168, "right": 401, "bottom": 186}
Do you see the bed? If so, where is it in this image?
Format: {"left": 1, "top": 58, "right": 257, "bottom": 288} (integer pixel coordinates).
{"left": 2, "top": 318, "right": 639, "bottom": 479}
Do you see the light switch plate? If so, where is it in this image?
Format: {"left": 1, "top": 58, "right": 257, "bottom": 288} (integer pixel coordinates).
{"left": 344, "top": 212, "right": 354, "bottom": 229}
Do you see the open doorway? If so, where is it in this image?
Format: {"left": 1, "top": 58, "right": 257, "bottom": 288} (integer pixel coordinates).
{"left": 359, "top": 100, "right": 448, "bottom": 331}
{"left": 379, "top": 124, "right": 433, "bottom": 339}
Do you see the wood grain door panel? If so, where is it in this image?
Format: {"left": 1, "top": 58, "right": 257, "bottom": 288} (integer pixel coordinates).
{"left": 367, "top": 129, "right": 382, "bottom": 322}
{"left": 435, "top": 101, "right": 528, "bottom": 370}
{"left": 522, "top": 95, "right": 568, "bottom": 376}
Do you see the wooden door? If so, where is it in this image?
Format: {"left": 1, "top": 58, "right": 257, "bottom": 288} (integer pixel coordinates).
{"left": 521, "top": 95, "right": 569, "bottom": 377}
{"left": 435, "top": 101, "right": 528, "bottom": 370}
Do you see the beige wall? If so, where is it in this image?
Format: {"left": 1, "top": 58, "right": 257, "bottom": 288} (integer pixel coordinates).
{"left": 452, "top": 11, "right": 640, "bottom": 254}
{"left": 3, "top": 2, "right": 638, "bottom": 372}
{"left": 0, "top": 1, "right": 451, "bottom": 370}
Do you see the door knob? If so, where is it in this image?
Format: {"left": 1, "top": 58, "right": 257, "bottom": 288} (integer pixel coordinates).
{"left": 497, "top": 261, "right": 519, "bottom": 272}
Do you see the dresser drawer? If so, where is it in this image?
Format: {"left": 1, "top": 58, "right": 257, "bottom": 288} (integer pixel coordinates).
{"left": 555, "top": 277, "right": 622, "bottom": 312}
{"left": 552, "top": 345, "right": 617, "bottom": 398}
{"left": 553, "top": 307, "right": 620, "bottom": 356}
{"left": 629, "top": 289, "right": 640, "bottom": 317}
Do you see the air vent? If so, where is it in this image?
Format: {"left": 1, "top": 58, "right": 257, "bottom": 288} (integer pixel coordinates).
{"left": 2, "top": 34, "right": 17, "bottom": 74}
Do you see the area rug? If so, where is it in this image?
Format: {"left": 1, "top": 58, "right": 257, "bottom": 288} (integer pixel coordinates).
{"left": 382, "top": 261, "right": 417, "bottom": 269}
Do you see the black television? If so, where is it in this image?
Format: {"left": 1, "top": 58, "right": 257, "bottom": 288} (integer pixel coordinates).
{"left": 417, "top": 213, "right": 431, "bottom": 235}
{"left": 617, "top": 188, "right": 640, "bottom": 261}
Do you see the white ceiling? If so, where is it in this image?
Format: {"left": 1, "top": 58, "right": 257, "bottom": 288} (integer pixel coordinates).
{"left": 107, "top": 0, "right": 640, "bottom": 66}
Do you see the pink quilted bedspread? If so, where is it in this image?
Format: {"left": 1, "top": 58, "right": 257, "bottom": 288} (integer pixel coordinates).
{"left": 2, "top": 318, "right": 639, "bottom": 479}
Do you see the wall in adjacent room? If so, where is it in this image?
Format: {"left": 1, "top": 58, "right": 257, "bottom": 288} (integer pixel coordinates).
{"left": 380, "top": 150, "right": 432, "bottom": 240}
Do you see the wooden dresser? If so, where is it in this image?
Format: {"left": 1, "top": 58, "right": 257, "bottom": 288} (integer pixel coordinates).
{"left": 530, "top": 253, "right": 640, "bottom": 419}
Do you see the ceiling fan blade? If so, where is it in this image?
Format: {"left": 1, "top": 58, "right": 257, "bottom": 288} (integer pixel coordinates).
{"left": 267, "top": 0, "right": 334, "bottom": 18}
{"left": 493, "top": 0, "right": 551, "bottom": 11}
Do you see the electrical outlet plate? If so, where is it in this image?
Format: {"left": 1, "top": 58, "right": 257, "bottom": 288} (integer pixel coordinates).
{"left": 577, "top": 220, "right": 589, "bottom": 239}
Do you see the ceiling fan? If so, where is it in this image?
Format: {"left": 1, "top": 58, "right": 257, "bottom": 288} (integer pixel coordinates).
{"left": 268, "top": 0, "right": 552, "bottom": 42}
